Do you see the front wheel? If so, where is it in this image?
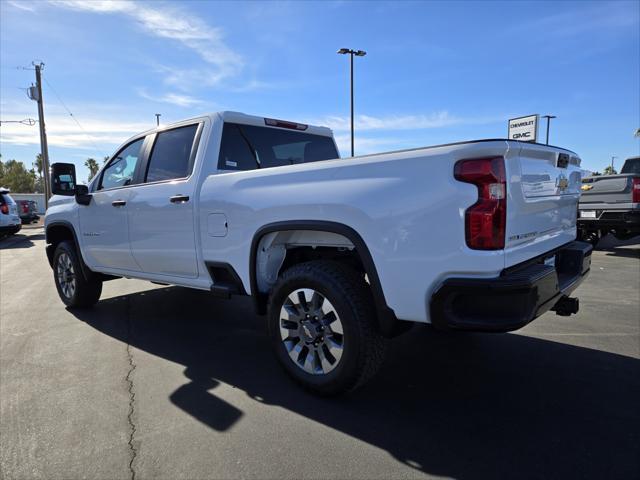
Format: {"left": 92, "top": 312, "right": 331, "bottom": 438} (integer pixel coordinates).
{"left": 267, "top": 261, "right": 387, "bottom": 395}
{"left": 53, "top": 241, "right": 102, "bottom": 308}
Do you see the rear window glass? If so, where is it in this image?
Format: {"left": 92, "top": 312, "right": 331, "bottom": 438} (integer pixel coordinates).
{"left": 146, "top": 124, "right": 199, "bottom": 182}
{"left": 620, "top": 158, "right": 640, "bottom": 175}
{"left": 218, "top": 123, "right": 338, "bottom": 171}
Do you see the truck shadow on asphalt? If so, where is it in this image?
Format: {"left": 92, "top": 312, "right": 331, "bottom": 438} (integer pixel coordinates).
{"left": 70, "top": 287, "right": 639, "bottom": 479}
{"left": 594, "top": 234, "right": 640, "bottom": 258}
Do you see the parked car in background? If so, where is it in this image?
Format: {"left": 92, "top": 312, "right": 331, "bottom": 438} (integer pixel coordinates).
{"left": 16, "top": 200, "right": 40, "bottom": 224}
{"left": 0, "top": 188, "right": 22, "bottom": 237}
{"left": 578, "top": 156, "right": 640, "bottom": 245}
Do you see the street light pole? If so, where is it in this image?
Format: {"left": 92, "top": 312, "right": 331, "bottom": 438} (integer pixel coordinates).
{"left": 542, "top": 115, "right": 556, "bottom": 145}
{"left": 155, "top": 113, "right": 161, "bottom": 126}
{"left": 337, "top": 48, "right": 366, "bottom": 157}
{"left": 350, "top": 52, "right": 354, "bottom": 157}
{"left": 611, "top": 156, "right": 618, "bottom": 174}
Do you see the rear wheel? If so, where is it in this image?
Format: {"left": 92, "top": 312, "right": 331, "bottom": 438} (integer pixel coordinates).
{"left": 268, "top": 261, "right": 387, "bottom": 395}
{"left": 53, "top": 241, "right": 102, "bottom": 308}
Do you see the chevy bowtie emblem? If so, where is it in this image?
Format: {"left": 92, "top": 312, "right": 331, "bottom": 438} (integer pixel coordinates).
{"left": 581, "top": 184, "right": 593, "bottom": 191}
{"left": 557, "top": 175, "right": 569, "bottom": 191}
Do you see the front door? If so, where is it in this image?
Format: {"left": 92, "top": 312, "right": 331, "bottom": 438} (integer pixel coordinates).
{"left": 78, "top": 137, "right": 145, "bottom": 271}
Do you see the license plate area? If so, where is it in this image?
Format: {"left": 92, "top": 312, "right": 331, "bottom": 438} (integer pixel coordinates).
{"left": 580, "top": 210, "right": 597, "bottom": 218}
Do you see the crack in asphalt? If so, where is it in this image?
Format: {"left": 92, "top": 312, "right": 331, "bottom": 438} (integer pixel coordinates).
{"left": 125, "top": 297, "right": 138, "bottom": 480}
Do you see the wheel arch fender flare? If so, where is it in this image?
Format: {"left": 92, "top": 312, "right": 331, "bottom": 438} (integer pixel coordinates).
{"left": 249, "top": 220, "right": 400, "bottom": 337}
{"left": 45, "top": 220, "right": 92, "bottom": 281}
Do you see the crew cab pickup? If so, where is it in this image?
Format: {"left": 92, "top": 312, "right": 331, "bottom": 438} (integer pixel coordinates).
{"left": 578, "top": 156, "right": 640, "bottom": 245}
{"left": 45, "top": 111, "right": 592, "bottom": 394}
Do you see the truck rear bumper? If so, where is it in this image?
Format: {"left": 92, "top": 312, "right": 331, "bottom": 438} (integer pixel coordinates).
{"left": 577, "top": 210, "right": 640, "bottom": 230}
{"left": 430, "top": 241, "right": 592, "bottom": 332}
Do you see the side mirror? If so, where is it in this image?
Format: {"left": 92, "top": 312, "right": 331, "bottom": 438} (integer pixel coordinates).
{"left": 51, "top": 163, "right": 77, "bottom": 196}
{"left": 75, "top": 184, "right": 91, "bottom": 206}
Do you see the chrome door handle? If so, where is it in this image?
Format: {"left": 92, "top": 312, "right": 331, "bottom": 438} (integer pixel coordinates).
{"left": 169, "top": 195, "right": 190, "bottom": 203}
{"left": 112, "top": 200, "right": 126, "bottom": 207}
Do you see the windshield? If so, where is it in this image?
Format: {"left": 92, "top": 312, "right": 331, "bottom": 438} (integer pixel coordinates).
{"left": 218, "top": 123, "right": 339, "bottom": 171}
{"left": 620, "top": 157, "right": 640, "bottom": 175}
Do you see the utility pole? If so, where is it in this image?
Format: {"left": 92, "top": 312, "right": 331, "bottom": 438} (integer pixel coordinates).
{"left": 29, "top": 62, "right": 51, "bottom": 209}
{"left": 610, "top": 156, "right": 618, "bottom": 174}
{"left": 542, "top": 115, "right": 556, "bottom": 145}
{"left": 155, "top": 113, "right": 161, "bottom": 126}
{"left": 337, "top": 48, "right": 366, "bottom": 157}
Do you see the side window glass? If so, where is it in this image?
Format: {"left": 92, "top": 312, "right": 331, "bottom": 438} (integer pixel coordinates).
{"left": 218, "top": 124, "right": 259, "bottom": 170}
{"left": 99, "top": 138, "right": 144, "bottom": 190}
{"left": 146, "top": 124, "right": 198, "bottom": 182}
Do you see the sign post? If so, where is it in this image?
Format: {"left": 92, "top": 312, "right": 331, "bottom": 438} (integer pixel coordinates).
{"left": 508, "top": 114, "right": 539, "bottom": 142}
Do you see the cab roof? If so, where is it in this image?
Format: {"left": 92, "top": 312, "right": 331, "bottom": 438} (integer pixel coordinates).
{"left": 138, "top": 111, "right": 334, "bottom": 139}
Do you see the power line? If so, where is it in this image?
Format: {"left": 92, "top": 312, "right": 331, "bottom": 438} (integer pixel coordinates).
{"left": 41, "top": 74, "right": 106, "bottom": 156}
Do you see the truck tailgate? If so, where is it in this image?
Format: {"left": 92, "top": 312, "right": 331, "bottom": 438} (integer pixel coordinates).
{"left": 580, "top": 174, "right": 637, "bottom": 204}
{"left": 505, "top": 143, "right": 582, "bottom": 267}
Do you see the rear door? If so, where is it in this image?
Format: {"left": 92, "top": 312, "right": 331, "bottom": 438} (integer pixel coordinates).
{"left": 505, "top": 143, "right": 583, "bottom": 267}
{"left": 127, "top": 122, "right": 203, "bottom": 278}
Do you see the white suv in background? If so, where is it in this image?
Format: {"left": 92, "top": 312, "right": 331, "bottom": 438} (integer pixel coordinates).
{"left": 0, "top": 188, "right": 22, "bottom": 237}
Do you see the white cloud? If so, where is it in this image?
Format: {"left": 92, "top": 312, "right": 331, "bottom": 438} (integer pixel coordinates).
{"left": 50, "top": 0, "right": 243, "bottom": 86}
{"left": 312, "top": 111, "right": 500, "bottom": 132}
{"left": 7, "top": 1, "right": 36, "bottom": 12}
{"left": 137, "top": 88, "right": 204, "bottom": 107}
{"left": 509, "top": 2, "right": 638, "bottom": 38}
{"left": 333, "top": 135, "right": 405, "bottom": 156}
{"left": 0, "top": 111, "right": 151, "bottom": 152}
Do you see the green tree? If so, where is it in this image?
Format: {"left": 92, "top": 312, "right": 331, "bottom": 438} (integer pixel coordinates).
{"left": 32, "top": 153, "right": 45, "bottom": 193}
{"left": 603, "top": 166, "right": 618, "bottom": 175}
{"left": 0, "top": 158, "right": 36, "bottom": 192}
{"left": 85, "top": 158, "right": 100, "bottom": 181}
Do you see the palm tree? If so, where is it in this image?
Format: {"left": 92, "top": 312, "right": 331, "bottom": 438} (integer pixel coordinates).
{"left": 85, "top": 158, "right": 100, "bottom": 181}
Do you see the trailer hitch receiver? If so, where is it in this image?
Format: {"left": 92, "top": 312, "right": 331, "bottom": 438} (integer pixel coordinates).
{"left": 552, "top": 296, "right": 580, "bottom": 316}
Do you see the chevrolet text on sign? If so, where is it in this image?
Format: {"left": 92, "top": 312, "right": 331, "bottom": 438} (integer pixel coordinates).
{"left": 508, "top": 114, "right": 538, "bottom": 142}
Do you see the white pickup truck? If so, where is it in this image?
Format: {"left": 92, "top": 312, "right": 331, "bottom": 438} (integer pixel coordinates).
{"left": 46, "top": 111, "right": 592, "bottom": 394}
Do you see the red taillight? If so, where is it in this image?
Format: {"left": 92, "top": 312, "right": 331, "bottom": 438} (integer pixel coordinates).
{"left": 454, "top": 156, "right": 506, "bottom": 250}
{"left": 0, "top": 204, "right": 8, "bottom": 215}
{"left": 22, "top": 203, "right": 29, "bottom": 213}
{"left": 632, "top": 178, "right": 640, "bottom": 203}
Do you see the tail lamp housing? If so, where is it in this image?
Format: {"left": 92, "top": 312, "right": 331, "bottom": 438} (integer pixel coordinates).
{"left": 0, "top": 204, "right": 8, "bottom": 215}
{"left": 632, "top": 178, "right": 640, "bottom": 204}
{"left": 454, "top": 156, "right": 506, "bottom": 250}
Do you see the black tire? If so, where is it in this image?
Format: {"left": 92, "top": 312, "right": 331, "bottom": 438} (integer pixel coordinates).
{"left": 267, "top": 260, "right": 387, "bottom": 395}
{"left": 53, "top": 241, "right": 102, "bottom": 308}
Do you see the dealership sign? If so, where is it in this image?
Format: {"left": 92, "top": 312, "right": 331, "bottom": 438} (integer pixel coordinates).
{"left": 508, "top": 114, "right": 538, "bottom": 142}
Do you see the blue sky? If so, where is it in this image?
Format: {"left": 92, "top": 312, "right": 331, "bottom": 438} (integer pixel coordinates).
{"left": 1, "top": 0, "right": 638, "bottom": 182}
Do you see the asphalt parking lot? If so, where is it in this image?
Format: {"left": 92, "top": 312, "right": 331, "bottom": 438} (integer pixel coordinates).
{"left": 1, "top": 228, "right": 638, "bottom": 480}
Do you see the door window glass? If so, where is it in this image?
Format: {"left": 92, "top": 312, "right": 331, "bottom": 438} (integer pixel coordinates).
{"left": 99, "top": 138, "right": 144, "bottom": 190}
